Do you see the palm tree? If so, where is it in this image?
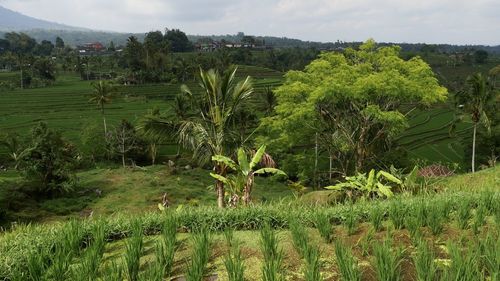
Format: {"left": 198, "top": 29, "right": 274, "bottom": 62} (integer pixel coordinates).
{"left": 89, "top": 81, "right": 115, "bottom": 136}
{"left": 142, "top": 67, "right": 254, "bottom": 208}
{"left": 456, "top": 73, "right": 495, "bottom": 172}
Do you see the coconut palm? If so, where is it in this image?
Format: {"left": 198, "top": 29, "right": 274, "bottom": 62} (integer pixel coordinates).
{"left": 456, "top": 73, "right": 495, "bottom": 172}
{"left": 142, "top": 67, "right": 254, "bottom": 208}
{"left": 89, "top": 81, "right": 115, "bottom": 136}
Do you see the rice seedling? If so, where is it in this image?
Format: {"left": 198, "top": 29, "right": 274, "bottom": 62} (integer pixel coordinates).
{"left": 427, "top": 204, "right": 444, "bottom": 235}
{"left": 260, "top": 223, "right": 285, "bottom": 281}
{"left": 478, "top": 233, "right": 500, "bottom": 280}
{"left": 414, "top": 199, "right": 428, "bottom": 227}
{"left": 344, "top": 205, "right": 358, "bottom": 236}
{"left": 494, "top": 198, "right": 500, "bottom": 226}
{"left": 334, "top": 239, "right": 361, "bottom": 281}
{"left": 412, "top": 239, "right": 437, "bottom": 281}
{"left": 224, "top": 229, "right": 245, "bottom": 281}
{"left": 405, "top": 215, "right": 421, "bottom": 243}
{"left": 139, "top": 262, "right": 164, "bottom": 281}
{"left": 185, "top": 226, "right": 212, "bottom": 281}
{"left": 389, "top": 201, "right": 406, "bottom": 230}
{"left": 315, "top": 212, "right": 333, "bottom": 243}
{"left": 456, "top": 198, "right": 472, "bottom": 229}
{"left": 442, "top": 241, "right": 481, "bottom": 281}
{"left": 290, "top": 219, "right": 309, "bottom": 257}
{"left": 79, "top": 222, "right": 107, "bottom": 280}
{"left": 369, "top": 204, "right": 385, "bottom": 232}
{"left": 478, "top": 190, "right": 494, "bottom": 215}
{"left": 303, "top": 245, "right": 323, "bottom": 281}
{"left": 156, "top": 213, "right": 178, "bottom": 278}
{"left": 49, "top": 242, "right": 72, "bottom": 281}
{"left": 472, "top": 202, "right": 487, "bottom": 234}
{"left": 102, "top": 261, "right": 123, "bottom": 281}
{"left": 124, "top": 220, "right": 144, "bottom": 281}
{"left": 372, "top": 238, "right": 403, "bottom": 281}
{"left": 357, "top": 228, "right": 374, "bottom": 257}
{"left": 26, "top": 249, "right": 47, "bottom": 281}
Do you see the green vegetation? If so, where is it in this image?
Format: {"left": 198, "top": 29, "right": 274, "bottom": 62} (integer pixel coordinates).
{"left": 0, "top": 32, "right": 498, "bottom": 281}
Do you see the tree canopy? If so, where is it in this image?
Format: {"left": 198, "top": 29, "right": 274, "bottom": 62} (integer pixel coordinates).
{"left": 259, "top": 40, "right": 448, "bottom": 179}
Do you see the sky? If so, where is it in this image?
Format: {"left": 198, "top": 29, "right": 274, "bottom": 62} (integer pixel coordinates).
{"left": 1, "top": 0, "right": 499, "bottom": 45}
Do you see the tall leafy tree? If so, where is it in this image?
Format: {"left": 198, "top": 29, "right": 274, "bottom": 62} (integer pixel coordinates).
{"left": 259, "top": 40, "right": 447, "bottom": 178}
{"left": 142, "top": 67, "right": 254, "bottom": 208}
{"left": 89, "top": 81, "right": 116, "bottom": 136}
{"left": 456, "top": 73, "right": 496, "bottom": 172}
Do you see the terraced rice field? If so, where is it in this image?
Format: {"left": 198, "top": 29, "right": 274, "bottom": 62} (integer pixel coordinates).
{"left": 0, "top": 66, "right": 283, "bottom": 158}
{"left": 396, "top": 107, "right": 471, "bottom": 167}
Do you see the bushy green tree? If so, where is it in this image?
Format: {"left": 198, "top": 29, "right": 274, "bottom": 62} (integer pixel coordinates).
{"left": 17, "top": 122, "right": 78, "bottom": 195}
{"left": 259, "top": 40, "right": 447, "bottom": 180}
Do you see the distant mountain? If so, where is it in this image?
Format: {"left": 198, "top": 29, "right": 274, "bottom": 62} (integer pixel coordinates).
{"left": 0, "top": 5, "right": 87, "bottom": 31}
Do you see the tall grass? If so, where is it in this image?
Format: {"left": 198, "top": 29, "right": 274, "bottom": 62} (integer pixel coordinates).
{"left": 156, "top": 213, "right": 178, "bottom": 278}
{"left": 260, "top": 223, "right": 285, "bottom": 281}
{"left": 290, "top": 220, "right": 309, "bottom": 257}
{"left": 185, "top": 227, "right": 212, "bottom": 281}
{"left": 49, "top": 220, "right": 84, "bottom": 281}
{"left": 224, "top": 229, "right": 245, "bottom": 281}
{"left": 427, "top": 203, "right": 444, "bottom": 235}
{"left": 472, "top": 202, "right": 487, "bottom": 234}
{"left": 456, "top": 198, "right": 472, "bottom": 229}
{"left": 478, "top": 233, "right": 500, "bottom": 280}
{"left": 334, "top": 239, "right": 361, "bottom": 281}
{"left": 26, "top": 248, "right": 47, "bottom": 281}
{"left": 124, "top": 220, "right": 144, "bottom": 281}
{"left": 102, "top": 261, "right": 123, "bottom": 281}
{"left": 369, "top": 205, "right": 385, "bottom": 232}
{"left": 344, "top": 205, "right": 358, "bottom": 235}
{"left": 314, "top": 212, "right": 333, "bottom": 243}
{"left": 442, "top": 241, "right": 480, "bottom": 281}
{"left": 372, "top": 238, "right": 403, "bottom": 281}
{"left": 414, "top": 199, "right": 428, "bottom": 227}
{"left": 412, "top": 239, "right": 437, "bottom": 281}
{"left": 303, "top": 245, "right": 323, "bottom": 281}
{"left": 389, "top": 201, "right": 406, "bottom": 230}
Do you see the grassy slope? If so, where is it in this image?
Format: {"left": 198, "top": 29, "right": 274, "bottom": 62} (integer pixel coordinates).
{"left": 0, "top": 166, "right": 497, "bottom": 280}
{"left": 0, "top": 165, "right": 291, "bottom": 222}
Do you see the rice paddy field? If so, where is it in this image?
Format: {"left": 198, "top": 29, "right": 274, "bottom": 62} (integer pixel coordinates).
{"left": 0, "top": 166, "right": 498, "bottom": 281}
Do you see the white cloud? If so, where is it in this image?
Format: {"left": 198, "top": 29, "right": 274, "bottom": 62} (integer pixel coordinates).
{"left": 0, "top": 0, "right": 498, "bottom": 45}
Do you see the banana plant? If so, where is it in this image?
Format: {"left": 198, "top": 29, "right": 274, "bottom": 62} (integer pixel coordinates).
{"left": 325, "top": 169, "right": 402, "bottom": 198}
{"left": 211, "top": 145, "right": 286, "bottom": 206}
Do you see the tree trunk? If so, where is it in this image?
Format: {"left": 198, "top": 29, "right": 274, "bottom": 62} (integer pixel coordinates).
{"left": 472, "top": 122, "right": 477, "bottom": 173}
{"left": 101, "top": 106, "right": 107, "bottom": 137}
{"left": 314, "top": 133, "right": 318, "bottom": 189}
{"left": 243, "top": 175, "right": 254, "bottom": 206}
{"left": 215, "top": 164, "right": 226, "bottom": 208}
{"left": 122, "top": 153, "right": 126, "bottom": 168}
{"left": 329, "top": 154, "right": 333, "bottom": 181}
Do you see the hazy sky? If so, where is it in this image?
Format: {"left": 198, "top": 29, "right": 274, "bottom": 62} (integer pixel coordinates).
{"left": 1, "top": 0, "right": 499, "bottom": 45}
